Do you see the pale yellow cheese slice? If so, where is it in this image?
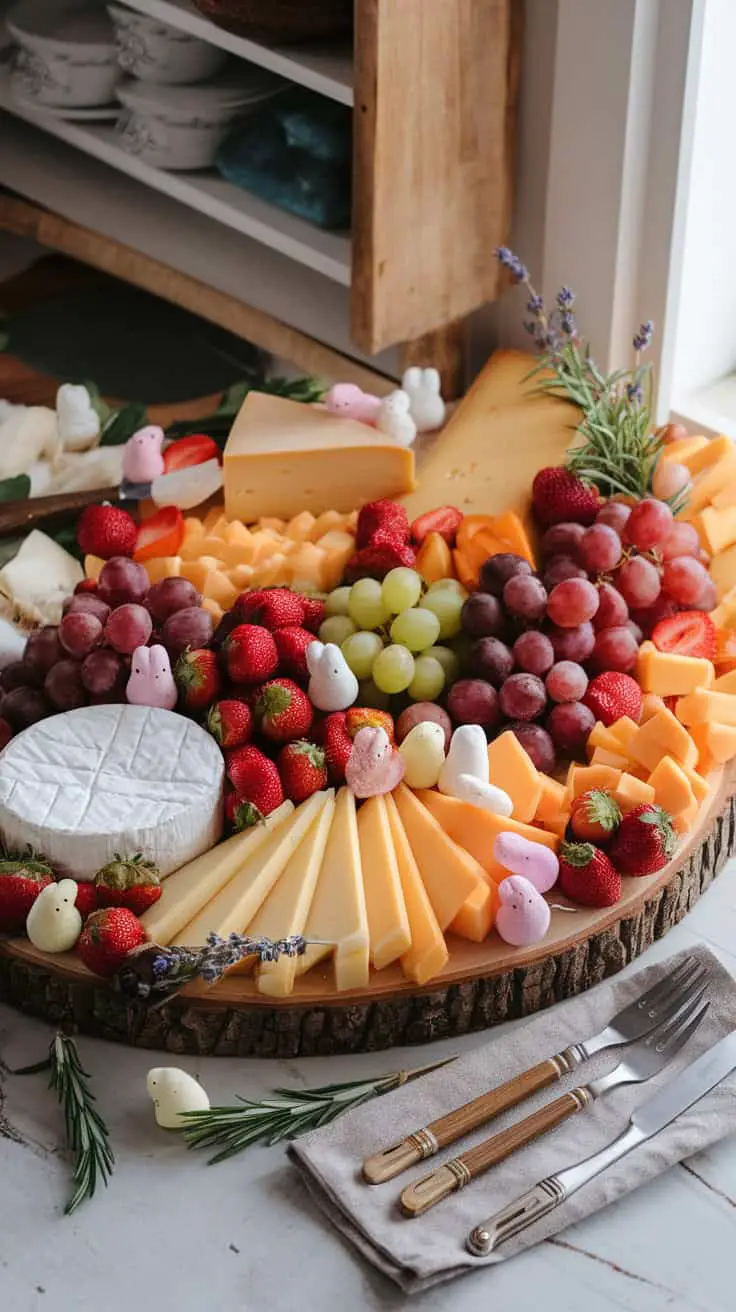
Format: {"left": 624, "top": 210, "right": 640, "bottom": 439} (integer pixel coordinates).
{"left": 357, "top": 794, "right": 411, "bottom": 970}
{"left": 383, "top": 792, "right": 448, "bottom": 987}
{"left": 252, "top": 790, "right": 336, "bottom": 997}
{"left": 141, "top": 801, "right": 294, "bottom": 946}
{"left": 392, "top": 784, "right": 486, "bottom": 929}
{"left": 174, "top": 793, "right": 328, "bottom": 946}
{"left": 223, "top": 391, "right": 415, "bottom": 522}
{"left": 296, "top": 786, "right": 369, "bottom": 991}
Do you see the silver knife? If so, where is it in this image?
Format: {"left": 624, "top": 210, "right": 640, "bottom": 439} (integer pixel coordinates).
{"left": 467, "top": 1028, "right": 736, "bottom": 1257}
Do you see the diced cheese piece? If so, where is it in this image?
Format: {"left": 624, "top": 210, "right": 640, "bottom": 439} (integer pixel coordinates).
{"left": 177, "top": 793, "right": 327, "bottom": 946}
{"left": 686, "top": 449, "right": 736, "bottom": 515}
{"left": 661, "top": 435, "right": 709, "bottom": 467}
{"left": 357, "top": 794, "right": 411, "bottom": 970}
{"left": 587, "top": 722, "right": 625, "bottom": 757}
{"left": 258, "top": 517, "right": 286, "bottom": 533}
{"left": 253, "top": 792, "right": 335, "bottom": 997}
{"left": 143, "top": 555, "right": 182, "bottom": 584}
{"left": 589, "top": 747, "right": 630, "bottom": 770}
{"left": 393, "top": 784, "right": 488, "bottom": 929}
{"left": 309, "top": 509, "right": 344, "bottom": 540}
{"left": 316, "top": 530, "right": 356, "bottom": 590}
{"left": 629, "top": 708, "right": 698, "bottom": 771}
{"left": 285, "top": 542, "right": 327, "bottom": 591}
{"left": 415, "top": 789, "right": 557, "bottom": 883}
{"left": 569, "top": 764, "right": 622, "bottom": 797}
{"left": 607, "top": 717, "right": 640, "bottom": 751}
{"left": 647, "top": 756, "right": 696, "bottom": 817}
{"left": 448, "top": 876, "right": 499, "bottom": 942}
{"left": 230, "top": 564, "right": 255, "bottom": 589}
{"left": 636, "top": 641, "right": 715, "bottom": 696}
{"left": 200, "top": 597, "right": 223, "bottom": 624}
{"left": 201, "top": 507, "right": 223, "bottom": 532}
{"left": 534, "top": 775, "right": 567, "bottom": 826}
{"left": 487, "top": 730, "right": 542, "bottom": 822}
{"left": 183, "top": 516, "right": 204, "bottom": 538}
{"left": 296, "top": 787, "right": 369, "bottom": 990}
{"left": 220, "top": 540, "right": 256, "bottom": 569}
{"left": 284, "top": 511, "right": 317, "bottom": 541}
{"left": 224, "top": 391, "right": 415, "bottom": 521}
{"left": 676, "top": 688, "right": 736, "bottom": 728}
{"left": 0, "top": 529, "right": 83, "bottom": 625}
{"left": 143, "top": 802, "right": 293, "bottom": 945}
{"left": 179, "top": 560, "right": 210, "bottom": 590}
{"left": 613, "top": 772, "right": 655, "bottom": 813}
{"left": 699, "top": 505, "right": 736, "bottom": 555}
{"left": 84, "top": 553, "right": 104, "bottom": 581}
{"left": 257, "top": 553, "right": 289, "bottom": 586}
{"left": 223, "top": 519, "right": 251, "bottom": 545}
{"left": 384, "top": 793, "right": 448, "bottom": 986}
{"left": 203, "top": 569, "right": 238, "bottom": 609}
{"left": 199, "top": 534, "right": 226, "bottom": 557}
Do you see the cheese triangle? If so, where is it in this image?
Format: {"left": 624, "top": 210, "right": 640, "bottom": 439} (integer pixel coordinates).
{"left": 296, "top": 786, "right": 369, "bottom": 991}
{"left": 357, "top": 794, "right": 411, "bottom": 970}
{"left": 383, "top": 792, "right": 448, "bottom": 986}
{"left": 392, "top": 784, "right": 487, "bottom": 929}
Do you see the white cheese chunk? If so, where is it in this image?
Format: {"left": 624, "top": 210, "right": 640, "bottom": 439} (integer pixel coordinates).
{"left": 0, "top": 530, "right": 83, "bottom": 625}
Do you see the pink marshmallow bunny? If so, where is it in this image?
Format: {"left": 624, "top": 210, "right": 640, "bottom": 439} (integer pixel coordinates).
{"left": 122, "top": 425, "right": 165, "bottom": 483}
{"left": 345, "top": 726, "right": 405, "bottom": 798}
{"left": 325, "top": 383, "right": 382, "bottom": 426}
{"left": 495, "top": 875, "right": 551, "bottom": 947}
{"left": 127, "top": 644, "right": 177, "bottom": 710}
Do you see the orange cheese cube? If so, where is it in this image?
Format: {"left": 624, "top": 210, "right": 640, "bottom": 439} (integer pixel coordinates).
{"left": 448, "top": 877, "right": 499, "bottom": 943}
{"left": 587, "top": 723, "right": 624, "bottom": 757}
{"left": 675, "top": 689, "right": 736, "bottom": 727}
{"left": 309, "top": 510, "right": 345, "bottom": 540}
{"left": 415, "top": 532, "right": 454, "bottom": 584}
{"left": 200, "top": 596, "right": 223, "bottom": 624}
{"left": 182, "top": 516, "right": 204, "bottom": 538}
{"left": 487, "top": 730, "right": 542, "bottom": 822}
{"left": 201, "top": 506, "right": 225, "bottom": 532}
{"left": 257, "top": 554, "right": 290, "bottom": 587}
{"left": 636, "top": 641, "right": 715, "bottom": 696}
{"left": 415, "top": 790, "right": 557, "bottom": 882}
{"left": 179, "top": 535, "right": 211, "bottom": 561}
{"left": 607, "top": 717, "right": 640, "bottom": 751}
{"left": 223, "top": 519, "right": 251, "bottom": 545}
{"left": 393, "top": 785, "right": 487, "bottom": 930}
{"left": 569, "top": 764, "right": 622, "bottom": 797}
{"left": 285, "top": 511, "right": 317, "bottom": 542}
{"left": 589, "top": 747, "right": 630, "bottom": 770}
{"left": 258, "top": 517, "right": 286, "bottom": 533}
{"left": 143, "top": 555, "right": 181, "bottom": 584}
{"left": 534, "top": 776, "right": 567, "bottom": 826}
{"left": 316, "top": 530, "right": 355, "bottom": 590}
{"left": 687, "top": 449, "right": 736, "bottom": 515}
{"left": 640, "top": 694, "right": 668, "bottom": 722}
{"left": 661, "top": 435, "right": 709, "bottom": 467}
{"left": 178, "top": 559, "right": 209, "bottom": 591}
{"left": 490, "top": 511, "right": 536, "bottom": 567}
{"left": 699, "top": 505, "right": 736, "bottom": 555}
{"left": 221, "top": 540, "right": 257, "bottom": 570}
{"left": 203, "top": 569, "right": 238, "bottom": 609}
{"left": 629, "top": 709, "right": 698, "bottom": 771}
{"left": 198, "top": 534, "right": 226, "bottom": 557}
{"left": 647, "top": 756, "right": 696, "bottom": 817}
{"left": 681, "top": 434, "right": 735, "bottom": 475}
{"left": 229, "top": 564, "right": 255, "bottom": 589}
{"left": 286, "top": 542, "right": 328, "bottom": 591}
{"left": 383, "top": 793, "right": 448, "bottom": 986}
{"left": 613, "top": 772, "right": 655, "bottom": 813}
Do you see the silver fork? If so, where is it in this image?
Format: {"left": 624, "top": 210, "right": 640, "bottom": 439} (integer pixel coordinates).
{"left": 398, "top": 964, "right": 710, "bottom": 1216}
{"left": 364, "top": 954, "right": 707, "bottom": 1185}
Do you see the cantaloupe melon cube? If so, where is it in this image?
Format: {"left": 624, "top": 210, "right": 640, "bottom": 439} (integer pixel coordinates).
{"left": 250, "top": 532, "right": 281, "bottom": 565}
{"left": 689, "top": 723, "right": 716, "bottom": 776}
{"left": 710, "top": 543, "right": 736, "bottom": 598}
{"left": 415, "top": 532, "right": 454, "bottom": 584}
{"left": 570, "top": 764, "right": 622, "bottom": 796}
{"left": 712, "top": 669, "right": 736, "bottom": 693}
{"left": 220, "top": 540, "right": 256, "bottom": 570}
{"left": 258, "top": 517, "right": 285, "bottom": 533}
{"left": 680, "top": 763, "right": 711, "bottom": 804}
{"left": 308, "top": 509, "right": 344, "bottom": 540}
{"left": 200, "top": 596, "right": 223, "bottom": 624}
{"left": 285, "top": 511, "right": 317, "bottom": 542}
{"left": 488, "top": 730, "right": 542, "bottom": 822}
{"left": 676, "top": 688, "right": 736, "bottom": 727}
{"left": 613, "top": 772, "right": 655, "bottom": 813}
{"left": 257, "top": 554, "right": 289, "bottom": 586}
{"left": 452, "top": 548, "right": 478, "bottom": 590}
{"left": 182, "top": 516, "right": 204, "bottom": 539}
{"left": 316, "top": 530, "right": 355, "bottom": 589}
{"left": 640, "top": 693, "right": 667, "bottom": 722}
{"left": 589, "top": 747, "right": 630, "bottom": 770}
{"left": 710, "top": 586, "right": 736, "bottom": 628}
{"left": 144, "top": 555, "right": 181, "bottom": 584}
{"left": 587, "top": 723, "right": 625, "bottom": 758}
{"left": 204, "top": 569, "right": 238, "bottom": 609}
{"left": 180, "top": 536, "right": 211, "bottom": 561}
{"left": 674, "top": 801, "right": 699, "bottom": 836}
{"left": 607, "top": 716, "right": 640, "bottom": 750}
{"left": 647, "top": 756, "right": 696, "bottom": 817}
{"left": 694, "top": 719, "right": 736, "bottom": 763}
{"left": 286, "top": 543, "right": 327, "bottom": 592}
{"left": 201, "top": 506, "right": 225, "bottom": 533}
{"left": 698, "top": 505, "right": 736, "bottom": 555}
{"left": 637, "top": 641, "right": 715, "bottom": 696}
{"left": 534, "top": 775, "right": 567, "bottom": 826}
{"left": 629, "top": 708, "right": 699, "bottom": 769}
{"left": 661, "top": 435, "right": 709, "bottom": 467}
{"left": 224, "top": 519, "right": 251, "bottom": 545}
{"left": 686, "top": 449, "right": 736, "bottom": 515}
{"left": 543, "top": 811, "right": 571, "bottom": 839}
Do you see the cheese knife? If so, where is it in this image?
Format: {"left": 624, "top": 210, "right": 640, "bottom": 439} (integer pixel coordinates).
{"left": 466, "top": 1027, "right": 736, "bottom": 1256}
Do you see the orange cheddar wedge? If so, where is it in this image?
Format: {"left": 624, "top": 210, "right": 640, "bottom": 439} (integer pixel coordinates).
{"left": 415, "top": 532, "right": 454, "bottom": 583}
{"left": 636, "top": 642, "right": 715, "bottom": 697}
{"left": 415, "top": 790, "right": 557, "bottom": 881}
{"left": 491, "top": 511, "right": 536, "bottom": 567}
{"left": 675, "top": 689, "right": 736, "bottom": 728}
{"left": 357, "top": 795, "right": 411, "bottom": 970}
{"left": 629, "top": 709, "right": 698, "bottom": 771}
{"left": 647, "top": 756, "right": 696, "bottom": 817}
{"left": 569, "top": 764, "right": 622, "bottom": 797}
{"left": 534, "top": 775, "right": 567, "bottom": 826}
{"left": 613, "top": 772, "right": 655, "bottom": 812}
{"left": 488, "top": 730, "right": 542, "bottom": 822}
{"left": 383, "top": 794, "right": 448, "bottom": 986}
{"left": 393, "top": 785, "right": 486, "bottom": 929}
{"left": 448, "top": 877, "right": 499, "bottom": 942}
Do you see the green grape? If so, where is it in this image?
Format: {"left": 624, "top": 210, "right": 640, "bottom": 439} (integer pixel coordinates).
{"left": 421, "top": 588, "right": 464, "bottom": 638}
{"left": 381, "top": 567, "right": 422, "bottom": 613}
{"left": 348, "top": 578, "right": 389, "bottom": 630}
{"left": 389, "top": 606, "right": 441, "bottom": 652}
{"left": 426, "top": 578, "right": 468, "bottom": 599}
{"left": 319, "top": 615, "right": 357, "bottom": 645}
{"left": 408, "top": 655, "right": 445, "bottom": 701}
{"left": 342, "top": 630, "right": 384, "bottom": 679}
{"left": 372, "top": 644, "right": 415, "bottom": 694}
{"left": 324, "top": 586, "right": 352, "bottom": 617}
{"left": 356, "top": 677, "right": 391, "bottom": 711}
{"left": 424, "top": 644, "right": 460, "bottom": 684}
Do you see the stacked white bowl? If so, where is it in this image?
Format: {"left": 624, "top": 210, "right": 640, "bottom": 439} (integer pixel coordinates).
{"left": 8, "top": 0, "right": 119, "bottom": 109}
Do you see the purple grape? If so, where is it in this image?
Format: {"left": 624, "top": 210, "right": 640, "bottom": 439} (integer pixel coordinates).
{"left": 1, "top": 660, "right": 40, "bottom": 692}
{"left": 44, "top": 660, "right": 88, "bottom": 711}
{"left": 547, "top": 622, "right": 596, "bottom": 663}
{"left": 461, "top": 592, "right": 506, "bottom": 638}
{"left": 512, "top": 630, "right": 555, "bottom": 676}
{"left": 1, "top": 686, "right": 50, "bottom": 730}
{"left": 503, "top": 574, "right": 548, "bottom": 622}
{"left": 593, "top": 582, "right": 629, "bottom": 632}
{"left": 97, "top": 557, "right": 149, "bottom": 607}
{"left": 147, "top": 577, "right": 201, "bottom": 624}
{"left": 547, "top": 701, "right": 596, "bottom": 757}
{"left": 23, "top": 626, "right": 63, "bottom": 675}
{"left": 104, "top": 603, "right": 153, "bottom": 655}
{"left": 478, "top": 553, "right": 532, "bottom": 597}
{"left": 507, "top": 722, "right": 556, "bottom": 773}
{"left": 447, "top": 679, "right": 500, "bottom": 730}
{"left": 540, "top": 523, "right": 585, "bottom": 561}
{"left": 63, "top": 593, "right": 111, "bottom": 625}
{"left": 396, "top": 702, "right": 452, "bottom": 749}
{"left": 468, "top": 636, "right": 514, "bottom": 686}
{"left": 59, "top": 612, "right": 104, "bottom": 660}
{"left": 498, "top": 673, "right": 546, "bottom": 721}
{"left": 542, "top": 556, "right": 587, "bottom": 590}
{"left": 81, "top": 648, "right": 124, "bottom": 695}
{"left": 160, "top": 607, "right": 214, "bottom": 658}
{"left": 546, "top": 661, "right": 588, "bottom": 703}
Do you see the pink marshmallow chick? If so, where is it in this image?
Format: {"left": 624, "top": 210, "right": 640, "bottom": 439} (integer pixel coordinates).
{"left": 496, "top": 875, "right": 551, "bottom": 947}
{"left": 493, "top": 831, "right": 559, "bottom": 893}
{"left": 122, "top": 424, "right": 165, "bottom": 483}
{"left": 325, "top": 383, "right": 382, "bottom": 426}
{"left": 126, "top": 644, "right": 177, "bottom": 711}
{"left": 345, "top": 726, "right": 405, "bottom": 798}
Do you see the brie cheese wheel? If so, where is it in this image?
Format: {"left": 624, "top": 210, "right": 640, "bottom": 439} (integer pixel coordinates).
{"left": 0, "top": 705, "right": 224, "bottom": 881}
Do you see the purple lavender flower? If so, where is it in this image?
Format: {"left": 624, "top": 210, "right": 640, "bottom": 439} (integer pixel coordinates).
{"left": 627, "top": 381, "right": 644, "bottom": 403}
{"left": 633, "top": 320, "right": 654, "bottom": 353}
{"left": 495, "top": 246, "right": 529, "bottom": 283}
{"left": 556, "top": 286, "right": 575, "bottom": 309}
{"left": 526, "top": 293, "right": 544, "bottom": 315}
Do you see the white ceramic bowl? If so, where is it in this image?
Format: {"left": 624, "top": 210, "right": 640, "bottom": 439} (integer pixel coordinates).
{"left": 114, "top": 72, "right": 284, "bottom": 171}
{"left": 8, "top": 0, "right": 119, "bottom": 108}
{"left": 106, "top": 3, "right": 227, "bottom": 85}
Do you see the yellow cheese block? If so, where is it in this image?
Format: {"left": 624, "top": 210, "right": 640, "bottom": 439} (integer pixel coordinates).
{"left": 676, "top": 688, "right": 736, "bottom": 728}
{"left": 613, "top": 772, "right": 655, "bottom": 813}
{"left": 383, "top": 793, "right": 448, "bottom": 986}
{"left": 223, "top": 391, "right": 415, "bottom": 521}
{"left": 415, "top": 789, "right": 557, "bottom": 882}
{"left": 393, "top": 784, "right": 488, "bottom": 930}
{"left": 253, "top": 791, "right": 336, "bottom": 997}
{"left": 647, "top": 756, "right": 696, "bottom": 817}
{"left": 175, "top": 793, "right": 328, "bottom": 946}
{"left": 636, "top": 641, "right": 715, "bottom": 696}
{"left": 629, "top": 708, "right": 698, "bottom": 771}
{"left": 296, "top": 787, "right": 369, "bottom": 991}
{"left": 487, "top": 730, "right": 542, "bottom": 823}
{"left": 357, "top": 794, "right": 412, "bottom": 970}
{"left": 141, "top": 802, "right": 294, "bottom": 946}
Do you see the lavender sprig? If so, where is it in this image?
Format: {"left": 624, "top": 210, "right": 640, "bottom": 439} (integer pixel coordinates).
{"left": 115, "top": 933, "right": 312, "bottom": 1002}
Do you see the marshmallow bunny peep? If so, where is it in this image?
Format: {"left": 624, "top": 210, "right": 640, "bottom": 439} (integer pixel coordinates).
{"left": 376, "top": 390, "right": 417, "bottom": 446}
{"left": 325, "top": 382, "right": 382, "bottom": 425}
{"left": 401, "top": 366, "right": 446, "bottom": 432}
{"left": 122, "top": 425, "right": 165, "bottom": 483}
{"left": 127, "top": 644, "right": 177, "bottom": 710}
{"left": 306, "top": 641, "right": 358, "bottom": 712}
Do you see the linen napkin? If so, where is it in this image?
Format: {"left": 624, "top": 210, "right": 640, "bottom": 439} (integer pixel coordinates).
{"left": 289, "top": 944, "right": 736, "bottom": 1293}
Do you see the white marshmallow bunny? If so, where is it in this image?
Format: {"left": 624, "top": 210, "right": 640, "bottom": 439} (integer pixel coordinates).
{"left": 56, "top": 383, "right": 100, "bottom": 452}
{"left": 438, "top": 725, "right": 513, "bottom": 817}
{"left": 375, "top": 390, "right": 417, "bottom": 447}
{"left": 26, "top": 879, "right": 82, "bottom": 954}
{"left": 401, "top": 366, "right": 446, "bottom": 432}
{"left": 306, "top": 641, "right": 359, "bottom": 712}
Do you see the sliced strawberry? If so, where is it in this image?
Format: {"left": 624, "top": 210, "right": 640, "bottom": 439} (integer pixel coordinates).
{"left": 651, "top": 610, "right": 716, "bottom": 659}
{"left": 410, "top": 506, "right": 463, "bottom": 545}
{"left": 162, "top": 434, "right": 220, "bottom": 474}
{"left": 133, "top": 506, "right": 185, "bottom": 562}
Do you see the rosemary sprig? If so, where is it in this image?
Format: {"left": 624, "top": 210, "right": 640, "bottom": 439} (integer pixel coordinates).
{"left": 180, "top": 1057, "right": 455, "bottom": 1164}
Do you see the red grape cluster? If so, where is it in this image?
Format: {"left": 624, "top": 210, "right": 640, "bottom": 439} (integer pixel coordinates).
{"left": 0, "top": 558, "right": 212, "bottom": 743}
{"left": 452, "top": 497, "right": 714, "bottom": 771}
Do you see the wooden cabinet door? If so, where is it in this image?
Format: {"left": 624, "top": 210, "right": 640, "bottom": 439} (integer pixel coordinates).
{"left": 351, "top": 0, "right": 519, "bottom": 355}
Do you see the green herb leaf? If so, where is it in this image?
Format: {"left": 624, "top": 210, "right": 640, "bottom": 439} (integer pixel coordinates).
{"left": 100, "top": 402, "right": 147, "bottom": 447}
{"left": 0, "top": 474, "right": 30, "bottom": 503}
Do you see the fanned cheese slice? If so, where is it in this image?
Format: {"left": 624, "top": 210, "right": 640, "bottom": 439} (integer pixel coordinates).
{"left": 416, "top": 790, "right": 557, "bottom": 882}
{"left": 357, "top": 794, "right": 411, "bottom": 970}
{"left": 142, "top": 802, "right": 294, "bottom": 946}
{"left": 296, "top": 786, "right": 369, "bottom": 991}
{"left": 175, "top": 793, "right": 328, "bottom": 946}
{"left": 384, "top": 793, "right": 448, "bottom": 986}
{"left": 251, "top": 790, "right": 336, "bottom": 997}
{"left": 392, "top": 784, "right": 487, "bottom": 930}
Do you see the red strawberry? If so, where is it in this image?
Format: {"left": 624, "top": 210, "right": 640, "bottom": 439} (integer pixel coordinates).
{"left": 345, "top": 535, "right": 416, "bottom": 582}
{"left": 609, "top": 803, "right": 677, "bottom": 875}
{"left": 570, "top": 789, "right": 622, "bottom": 843}
{"left": 77, "top": 907, "right": 145, "bottom": 978}
{"left": 225, "top": 624, "right": 278, "bottom": 685}
{"left": 345, "top": 706, "right": 395, "bottom": 742}
{"left": 74, "top": 882, "right": 99, "bottom": 920}
{"left": 356, "top": 500, "right": 410, "bottom": 547}
{"left": 558, "top": 841, "right": 622, "bottom": 907}
{"left": 652, "top": 611, "right": 716, "bottom": 659}
{"left": 175, "top": 648, "right": 221, "bottom": 710}
{"left": 410, "top": 506, "right": 463, "bottom": 545}
{"left": 162, "top": 433, "right": 219, "bottom": 473}
{"left": 235, "top": 587, "right": 305, "bottom": 629}
{"left": 532, "top": 467, "right": 601, "bottom": 527}
{"left": 95, "top": 854, "right": 161, "bottom": 916}
{"left": 300, "top": 596, "right": 326, "bottom": 634}
{"left": 225, "top": 745, "right": 284, "bottom": 824}
{"left": 277, "top": 740, "right": 328, "bottom": 802}
{"left": 207, "top": 698, "right": 252, "bottom": 748}
{"left": 255, "top": 677, "right": 313, "bottom": 743}
{"left": 315, "top": 711, "right": 353, "bottom": 784}
{"left": 74, "top": 578, "right": 99, "bottom": 595}
{"left": 583, "top": 671, "right": 642, "bottom": 726}
{"left": 76, "top": 504, "right": 137, "bottom": 559}
{"left": 0, "top": 855, "right": 54, "bottom": 933}
{"left": 273, "top": 626, "right": 315, "bottom": 682}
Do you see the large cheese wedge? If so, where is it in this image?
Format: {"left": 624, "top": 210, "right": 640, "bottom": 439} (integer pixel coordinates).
{"left": 415, "top": 789, "right": 557, "bottom": 883}
{"left": 141, "top": 802, "right": 294, "bottom": 945}
{"left": 251, "top": 791, "right": 335, "bottom": 996}
{"left": 636, "top": 642, "right": 715, "bottom": 696}
{"left": 223, "top": 391, "right": 415, "bottom": 522}
{"left": 175, "top": 793, "right": 327, "bottom": 946}
{"left": 296, "top": 787, "right": 369, "bottom": 991}
{"left": 676, "top": 688, "right": 736, "bottom": 728}
{"left": 383, "top": 793, "right": 448, "bottom": 986}
{"left": 487, "top": 731, "right": 542, "bottom": 822}
{"left": 647, "top": 756, "right": 696, "bottom": 817}
{"left": 628, "top": 708, "right": 698, "bottom": 770}
{"left": 357, "top": 794, "right": 411, "bottom": 970}
{"left": 393, "top": 784, "right": 489, "bottom": 929}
